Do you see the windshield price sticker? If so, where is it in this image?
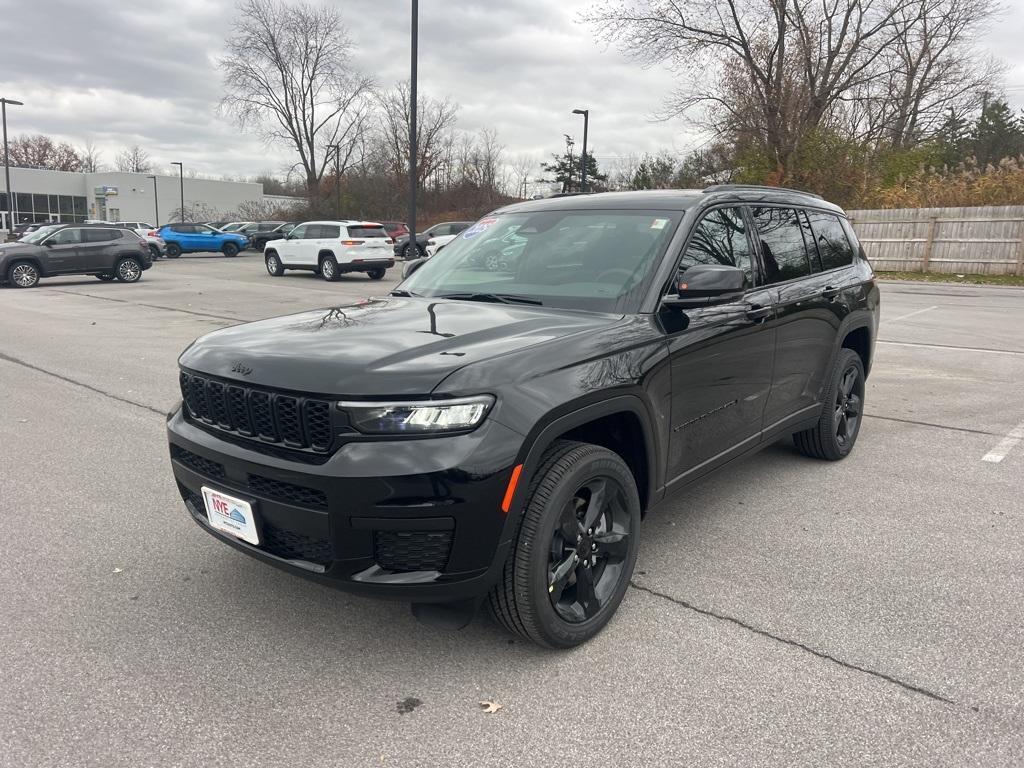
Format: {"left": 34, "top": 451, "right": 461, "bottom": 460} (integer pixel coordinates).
{"left": 463, "top": 217, "right": 499, "bottom": 239}
{"left": 651, "top": 218, "right": 669, "bottom": 230}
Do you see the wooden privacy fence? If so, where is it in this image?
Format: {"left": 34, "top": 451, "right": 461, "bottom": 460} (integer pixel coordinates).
{"left": 846, "top": 205, "right": 1024, "bottom": 275}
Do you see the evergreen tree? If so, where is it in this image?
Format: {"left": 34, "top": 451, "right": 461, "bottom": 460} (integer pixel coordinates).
{"left": 971, "top": 98, "right": 1024, "bottom": 166}
{"left": 541, "top": 135, "right": 607, "bottom": 192}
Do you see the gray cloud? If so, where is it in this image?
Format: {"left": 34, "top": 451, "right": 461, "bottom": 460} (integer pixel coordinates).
{"left": 1, "top": 0, "right": 1019, "bottom": 180}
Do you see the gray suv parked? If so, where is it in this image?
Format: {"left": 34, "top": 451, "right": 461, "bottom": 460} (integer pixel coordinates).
{"left": 0, "top": 223, "right": 153, "bottom": 288}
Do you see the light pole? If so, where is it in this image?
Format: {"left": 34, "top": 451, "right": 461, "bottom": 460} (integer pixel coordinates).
{"left": 572, "top": 108, "right": 589, "bottom": 193}
{"left": 327, "top": 143, "right": 341, "bottom": 219}
{"left": 1, "top": 97, "right": 23, "bottom": 231}
{"left": 170, "top": 161, "right": 184, "bottom": 221}
{"left": 407, "top": 0, "right": 418, "bottom": 259}
{"left": 147, "top": 174, "right": 159, "bottom": 225}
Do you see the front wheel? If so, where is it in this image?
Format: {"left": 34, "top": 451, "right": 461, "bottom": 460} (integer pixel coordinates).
{"left": 8, "top": 261, "right": 40, "bottom": 288}
{"left": 165, "top": 243, "right": 182, "bottom": 258}
{"left": 366, "top": 268, "right": 386, "bottom": 280}
{"left": 488, "top": 440, "right": 641, "bottom": 648}
{"left": 222, "top": 242, "right": 239, "bottom": 257}
{"left": 793, "top": 348, "right": 865, "bottom": 460}
{"left": 116, "top": 257, "right": 142, "bottom": 282}
{"left": 265, "top": 252, "right": 285, "bottom": 276}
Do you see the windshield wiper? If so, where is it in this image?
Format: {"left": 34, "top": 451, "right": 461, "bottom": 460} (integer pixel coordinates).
{"left": 389, "top": 289, "right": 421, "bottom": 297}
{"left": 438, "top": 292, "right": 543, "bottom": 306}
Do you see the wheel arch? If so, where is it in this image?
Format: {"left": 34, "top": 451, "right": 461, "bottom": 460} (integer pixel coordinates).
{"left": 6, "top": 257, "right": 46, "bottom": 278}
{"left": 317, "top": 249, "right": 336, "bottom": 265}
{"left": 508, "top": 395, "right": 659, "bottom": 521}
{"left": 833, "top": 312, "right": 875, "bottom": 378}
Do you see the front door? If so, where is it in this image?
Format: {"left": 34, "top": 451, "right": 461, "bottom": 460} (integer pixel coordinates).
{"left": 40, "top": 227, "right": 84, "bottom": 272}
{"left": 275, "top": 223, "right": 308, "bottom": 265}
{"left": 664, "top": 206, "right": 777, "bottom": 489}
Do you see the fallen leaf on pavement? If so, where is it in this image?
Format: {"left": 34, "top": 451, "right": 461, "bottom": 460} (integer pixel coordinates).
{"left": 479, "top": 701, "right": 503, "bottom": 714}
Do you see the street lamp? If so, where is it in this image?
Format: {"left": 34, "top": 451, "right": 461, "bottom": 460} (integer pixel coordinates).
{"left": 147, "top": 175, "right": 159, "bottom": 225}
{"left": 170, "top": 161, "right": 184, "bottom": 221}
{"left": 1, "top": 97, "right": 24, "bottom": 232}
{"left": 408, "top": 0, "right": 419, "bottom": 258}
{"left": 572, "top": 108, "right": 590, "bottom": 193}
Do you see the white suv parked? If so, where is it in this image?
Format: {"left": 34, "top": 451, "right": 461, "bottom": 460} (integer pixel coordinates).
{"left": 263, "top": 221, "right": 395, "bottom": 281}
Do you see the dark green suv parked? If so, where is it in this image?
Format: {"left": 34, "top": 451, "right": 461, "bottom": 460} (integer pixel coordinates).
{"left": 1, "top": 223, "right": 153, "bottom": 288}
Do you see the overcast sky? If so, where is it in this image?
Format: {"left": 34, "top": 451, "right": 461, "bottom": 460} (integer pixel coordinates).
{"left": 1, "top": 0, "right": 1023, "bottom": 182}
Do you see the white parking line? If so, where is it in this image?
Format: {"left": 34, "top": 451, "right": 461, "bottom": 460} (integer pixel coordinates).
{"left": 887, "top": 306, "right": 938, "bottom": 323}
{"left": 982, "top": 421, "right": 1024, "bottom": 463}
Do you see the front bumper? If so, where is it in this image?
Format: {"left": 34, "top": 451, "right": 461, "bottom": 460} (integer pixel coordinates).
{"left": 167, "top": 407, "right": 523, "bottom": 602}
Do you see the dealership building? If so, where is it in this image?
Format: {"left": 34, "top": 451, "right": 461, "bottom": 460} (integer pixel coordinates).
{"left": 0, "top": 166, "right": 301, "bottom": 229}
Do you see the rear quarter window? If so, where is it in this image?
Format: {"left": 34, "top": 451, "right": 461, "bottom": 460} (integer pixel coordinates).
{"left": 83, "top": 229, "right": 121, "bottom": 243}
{"left": 806, "top": 212, "right": 856, "bottom": 271}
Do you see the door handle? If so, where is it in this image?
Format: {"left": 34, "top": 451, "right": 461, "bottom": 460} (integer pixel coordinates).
{"left": 821, "top": 286, "right": 841, "bottom": 300}
{"left": 746, "top": 304, "right": 773, "bottom": 322}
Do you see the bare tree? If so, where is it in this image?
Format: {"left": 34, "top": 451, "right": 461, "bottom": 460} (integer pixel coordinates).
{"left": 78, "top": 140, "right": 103, "bottom": 172}
{"left": 9, "top": 134, "right": 82, "bottom": 171}
{"left": 219, "top": 0, "right": 373, "bottom": 195}
{"left": 584, "top": 0, "right": 998, "bottom": 177}
{"left": 507, "top": 153, "right": 538, "bottom": 198}
{"left": 378, "top": 81, "right": 459, "bottom": 189}
{"left": 115, "top": 145, "right": 152, "bottom": 173}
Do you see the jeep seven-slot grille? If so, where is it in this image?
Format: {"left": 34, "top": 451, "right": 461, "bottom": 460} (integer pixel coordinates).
{"left": 180, "top": 370, "right": 334, "bottom": 453}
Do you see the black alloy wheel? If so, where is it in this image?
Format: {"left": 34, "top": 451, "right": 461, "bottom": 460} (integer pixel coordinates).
{"left": 165, "top": 243, "right": 182, "bottom": 258}
{"left": 116, "top": 257, "right": 142, "bottom": 282}
{"left": 222, "top": 242, "right": 239, "bottom": 257}
{"left": 793, "top": 347, "right": 866, "bottom": 460}
{"left": 547, "top": 475, "right": 634, "bottom": 624}
{"left": 489, "top": 440, "right": 641, "bottom": 648}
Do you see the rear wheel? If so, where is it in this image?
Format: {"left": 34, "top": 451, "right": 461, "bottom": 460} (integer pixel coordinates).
{"left": 793, "top": 348, "right": 865, "bottom": 461}
{"left": 165, "top": 243, "right": 182, "bottom": 258}
{"left": 8, "top": 261, "right": 40, "bottom": 288}
{"left": 403, "top": 243, "right": 423, "bottom": 259}
{"left": 222, "top": 242, "right": 239, "bottom": 258}
{"left": 320, "top": 254, "right": 340, "bottom": 281}
{"left": 367, "top": 268, "right": 386, "bottom": 280}
{"left": 265, "top": 252, "right": 285, "bottom": 276}
{"left": 488, "top": 440, "right": 641, "bottom": 648}
{"left": 116, "top": 257, "right": 142, "bottom": 283}
{"left": 148, "top": 245, "right": 161, "bottom": 260}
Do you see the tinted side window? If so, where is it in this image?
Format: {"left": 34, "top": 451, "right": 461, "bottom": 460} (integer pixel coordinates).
{"left": 751, "top": 207, "right": 812, "bottom": 284}
{"left": 451, "top": 223, "right": 471, "bottom": 233}
{"left": 47, "top": 228, "right": 83, "bottom": 245}
{"left": 317, "top": 225, "right": 341, "bottom": 239}
{"left": 289, "top": 225, "right": 309, "bottom": 239}
{"left": 431, "top": 224, "right": 451, "bottom": 237}
{"left": 84, "top": 229, "right": 120, "bottom": 243}
{"left": 678, "top": 207, "right": 754, "bottom": 288}
{"left": 806, "top": 212, "right": 855, "bottom": 271}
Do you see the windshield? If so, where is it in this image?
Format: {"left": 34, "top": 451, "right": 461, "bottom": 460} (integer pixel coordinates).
{"left": 399, "top": 210, "right": 682, "bottom": 313}
{"left": 21, "top": 225, "right": 62, "bottom": 243}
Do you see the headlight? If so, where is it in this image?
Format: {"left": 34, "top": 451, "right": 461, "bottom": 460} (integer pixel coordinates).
{"left": 340, "top": 395, "right": 495, "bottom": 435}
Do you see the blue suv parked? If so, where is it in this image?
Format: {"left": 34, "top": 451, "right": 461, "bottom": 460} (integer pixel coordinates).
{"left": 158, "top": 223, "right": 249, "bottom": 258}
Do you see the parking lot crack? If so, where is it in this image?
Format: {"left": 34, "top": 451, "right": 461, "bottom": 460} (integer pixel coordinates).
{"left": 630, "top": 581, "right": 957, "bottom": 706}
{"left": 865, "top": 413, "right": 1001, "bottom": 436}
{"left": 0, "top": 352, "right": 167, "bottom": 417}
{"left": 45, "top": 288, "right": 242, "bottom": 323}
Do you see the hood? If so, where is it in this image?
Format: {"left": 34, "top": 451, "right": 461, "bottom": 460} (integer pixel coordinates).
{"left": 0, "top": 242, "right": 38, "bottom": 259}
{"left": 180, "top": 296, "right": 623, "bottom": 395}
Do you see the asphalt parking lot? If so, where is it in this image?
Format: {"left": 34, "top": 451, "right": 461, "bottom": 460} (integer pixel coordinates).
{"left": 2, "top": 254, "right": 1023, "bottom": 767}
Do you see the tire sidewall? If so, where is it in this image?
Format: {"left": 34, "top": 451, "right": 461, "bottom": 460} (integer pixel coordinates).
{"left": 9, "top": 261, "right": 40, "bottom": 288}
{"left": 265, "top": 253, "right": 282, "bottom": 276}
{"left": 223, "top": 242, "right": 239, "bottom": 257}
{"left": 166, "top": 243, "right": 181, "bottom": 258}
{"left": 831, "top": 349, "right": 865, "bottom": 458}
{"left": 320, "top": 255, "right": 338, "bottom": 281}
{"left": 519, "top": 448, "right": 641, "bottom": 648}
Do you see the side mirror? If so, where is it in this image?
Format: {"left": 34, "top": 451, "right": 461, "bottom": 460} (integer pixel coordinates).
{"left": 403, "top": 257, "right": 427, "bottom": 278}
{"left": 661, "top": 264, "right": 745, "bottom": 310}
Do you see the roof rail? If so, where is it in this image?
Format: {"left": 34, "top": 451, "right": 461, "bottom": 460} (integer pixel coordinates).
{"left": 702, "top": 184, "right": 823, "bottom": 199}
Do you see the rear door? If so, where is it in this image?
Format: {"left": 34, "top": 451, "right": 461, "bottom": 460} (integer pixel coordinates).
{"left": 665, "top": 206, "right": 777, "bottom": 486}
{"left": 41, "top": 227, "right": 83, "bottom": 272}
{"left": 79, "top": 228, "right": 122, "bottom": 270}
{"left": 339, "top": 224, "right": 390, "bottom": 264}
{"left": 751, "top": 206, "right": 836, "bottom": 429}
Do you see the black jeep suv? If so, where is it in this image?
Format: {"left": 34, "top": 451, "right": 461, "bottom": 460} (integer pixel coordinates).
{"left": 1, "top": 223, "right": 152, "bottom": 287}
{"left": 167, "top": 186, "right": 879, "bottom": 648}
